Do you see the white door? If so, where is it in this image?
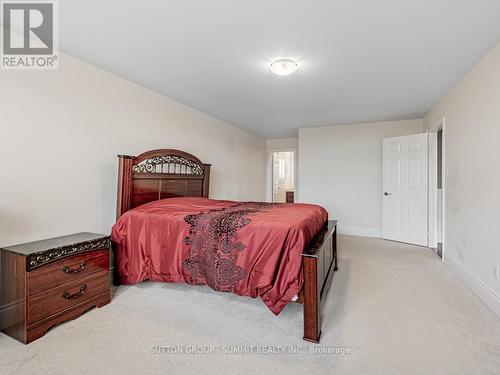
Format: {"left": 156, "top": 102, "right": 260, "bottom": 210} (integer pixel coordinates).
{"left": 383, "top": 134, "right": 428, "bottom": 246}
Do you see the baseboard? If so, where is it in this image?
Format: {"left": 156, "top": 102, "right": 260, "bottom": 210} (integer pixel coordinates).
{"left": 445, "top": 253, "right": 500, "bottom": 318}
{"left": 337, "top": 225, "right": 382, "bottom": 238}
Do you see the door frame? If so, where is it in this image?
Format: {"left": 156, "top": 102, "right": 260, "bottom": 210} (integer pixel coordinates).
{"left": 428, "top": 117, "right": 446, "bottom": 261}
{"left": 266, "top": 148, "right": 298, "bottom": 203}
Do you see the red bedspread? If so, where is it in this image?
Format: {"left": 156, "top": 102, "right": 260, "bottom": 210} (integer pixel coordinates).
{"left": 111, "top": 197, "right": 327, "bottom": 315}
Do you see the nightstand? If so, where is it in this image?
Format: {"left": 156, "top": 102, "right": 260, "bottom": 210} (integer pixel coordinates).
{"left": 0, "top": 233, "right": 111, "bottom": 344}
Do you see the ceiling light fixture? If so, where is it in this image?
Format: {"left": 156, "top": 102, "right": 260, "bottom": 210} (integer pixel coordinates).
{"left": 270, "top": 59, "right": 298, "bottom": 76}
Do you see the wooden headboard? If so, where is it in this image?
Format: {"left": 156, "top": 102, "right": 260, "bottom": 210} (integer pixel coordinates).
{"left": 116, "top": 149, "right": 211, "bottom": 219}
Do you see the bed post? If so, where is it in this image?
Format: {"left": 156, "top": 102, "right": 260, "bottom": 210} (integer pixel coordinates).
{"left": 303, "top": 256, "right": 321, "bottom": 343}
{"left": 333, "top": 228, "right": 338, "bottom": 271}
{"left": 116, "top": 155, "right": 134, "bottom": 220}
{"left": 202, "top": 164, "right": 211, "bottom": 198}
{"left": 114, "top": 154, "right": 134, "bottom": 286}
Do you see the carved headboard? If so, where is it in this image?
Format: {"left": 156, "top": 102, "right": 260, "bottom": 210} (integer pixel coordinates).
{"left": 116, "top": 149, "right": 211, "bottom": 219}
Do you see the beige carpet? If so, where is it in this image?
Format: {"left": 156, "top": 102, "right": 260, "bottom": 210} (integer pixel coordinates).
{"left": 1, "top": 235, "right": 500, "bottom": 375}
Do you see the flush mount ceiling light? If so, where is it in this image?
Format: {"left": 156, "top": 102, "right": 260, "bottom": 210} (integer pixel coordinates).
{"left": 270, "top": 59, "right": 298, "bottom": 76}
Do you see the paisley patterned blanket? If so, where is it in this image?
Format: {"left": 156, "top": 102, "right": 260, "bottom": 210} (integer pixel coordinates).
{"left": 112, "top": 197, "right": 327, "bottom": 315}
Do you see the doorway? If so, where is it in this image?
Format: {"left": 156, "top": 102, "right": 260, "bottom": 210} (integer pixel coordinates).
{"left": 428, "top": 119, "right": 446, "bottom": 259}
{"left": 436, "top": 129, "right": 444, "bottom": 257}
{"left": 271, "top": 151, "right": 295, "bottom": 203}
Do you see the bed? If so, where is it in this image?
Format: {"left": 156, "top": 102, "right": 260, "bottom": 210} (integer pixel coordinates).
{"left": 111, "top": 149, "right": 337, "bottom": 343}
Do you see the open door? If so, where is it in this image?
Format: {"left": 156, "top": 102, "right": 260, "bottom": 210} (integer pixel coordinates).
{"left": 383, "top": 134, "right": 428, "bottom": 246}
{"left": 271, "top": 151, "right": 295, "bottom": 203}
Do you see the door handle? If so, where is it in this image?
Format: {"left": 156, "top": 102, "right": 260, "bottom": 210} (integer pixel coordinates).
{"left": 384, "top": 192, "right": 392, "bottom": 196}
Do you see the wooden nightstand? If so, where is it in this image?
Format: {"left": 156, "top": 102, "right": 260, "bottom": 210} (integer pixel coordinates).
{"left": 0, "top": 233, "right": 111, "bottom": 344}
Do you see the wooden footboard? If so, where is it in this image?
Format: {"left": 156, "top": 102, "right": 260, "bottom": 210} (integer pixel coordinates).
{"left": 301, "top": 220, "right": 337, "bottom": 343}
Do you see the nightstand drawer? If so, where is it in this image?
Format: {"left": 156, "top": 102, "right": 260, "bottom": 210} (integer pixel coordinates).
{"left": 28, "top": 250, "right": 109, "bottom": 295}
{"left": 28, "top": 270, "right": 109, "bottom": 325}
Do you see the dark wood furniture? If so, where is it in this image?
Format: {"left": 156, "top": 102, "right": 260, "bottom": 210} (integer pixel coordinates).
{"left": 299, "top": 220, "right": 337, "bottom": 342}
{"left": 116, "top": 149, "right": 211, "bottom": 218}
{"left": 0, "top": 233, "right": 111, "bottom": 344}
{"left": 286, "top": 191, "right": 295, "bottom": 203}
{"left": 115, "top": 149, "right": 337, "bottom": 343}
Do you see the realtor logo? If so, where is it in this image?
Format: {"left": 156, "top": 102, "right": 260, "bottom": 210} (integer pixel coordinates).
{"left": 1, "top": 1, "right": 58, "bottom": 69}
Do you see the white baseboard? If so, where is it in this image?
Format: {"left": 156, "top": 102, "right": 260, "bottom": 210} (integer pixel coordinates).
{"left": 445, "top": 253, "right": 500, "bottom": 318}
{"left": 337, "top": 225, "right": 382, "bottom": 238}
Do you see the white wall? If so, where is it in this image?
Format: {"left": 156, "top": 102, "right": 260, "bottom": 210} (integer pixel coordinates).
{"left": 299, "top": 119, "right": 423, "bottom": 237}
{"left": 0, "top": 53, "right": 265, "bottom": 246}
{"left": 265, "top": 138, "right": 298, "bottom": 150}
{"left": 424, "top": 42, "right": 500, "bottom": 316}
{"left": 265, "top": 138, "right": 298, "bottom": 202}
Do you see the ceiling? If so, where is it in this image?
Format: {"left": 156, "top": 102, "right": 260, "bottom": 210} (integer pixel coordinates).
{"left": 60, "top": 1, "right": 500, "bottom": 138}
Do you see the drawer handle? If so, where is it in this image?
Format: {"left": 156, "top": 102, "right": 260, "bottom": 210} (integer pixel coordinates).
{"left": 62, "top": 284, "right": 87, "bottom": 300}
{"left": 61, "top": 261, "right": 87, "bottom": 274}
